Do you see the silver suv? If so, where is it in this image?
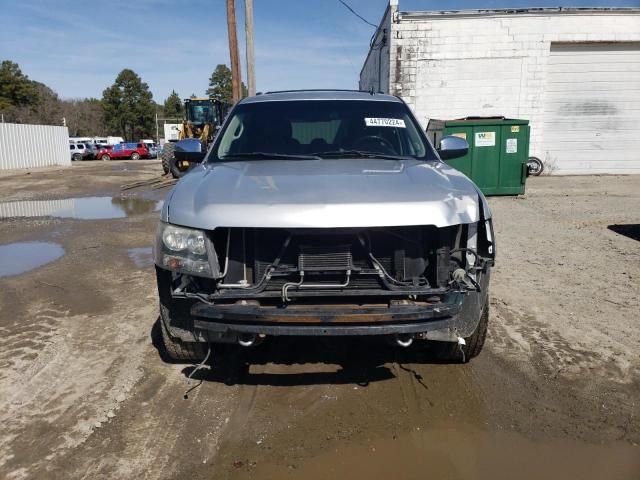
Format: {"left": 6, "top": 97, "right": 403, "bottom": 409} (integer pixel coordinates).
{"left": 69, "top": 143, "right": 90, "bottom": 161}
{"left": 154, "top": 90, "right": 495, "bottom": 363}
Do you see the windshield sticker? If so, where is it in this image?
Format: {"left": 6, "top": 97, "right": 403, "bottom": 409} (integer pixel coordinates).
{"left": 364, "top": 118, "right": 406, "bottom": 128}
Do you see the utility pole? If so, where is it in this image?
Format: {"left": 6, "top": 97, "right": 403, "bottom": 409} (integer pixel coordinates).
{"left": 226, "top": 0, "right": 242, "bottom": 102}
{"left": 244, "top": 0, "right": 256, "bottom": 96}
{"left": 155, "top": 111, "right": 160, "bottom": 144}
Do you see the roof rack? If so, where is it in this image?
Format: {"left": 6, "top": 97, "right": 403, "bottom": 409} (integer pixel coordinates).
{"left": 263, "top": 89, "right": 377, "bottom": 95}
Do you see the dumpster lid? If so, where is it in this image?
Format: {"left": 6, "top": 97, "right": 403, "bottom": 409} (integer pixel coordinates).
{"left": 442, "top": 116, "right": 529, "bottom": 126}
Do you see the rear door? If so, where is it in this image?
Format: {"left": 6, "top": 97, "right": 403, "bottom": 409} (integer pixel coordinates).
{"left": 112, "top": 144, "right": 123, "bottom": 158}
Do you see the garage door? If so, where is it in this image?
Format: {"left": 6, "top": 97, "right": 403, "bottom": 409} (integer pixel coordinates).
{"left": 542, "top": 42, "right": 640, "bottom": 174}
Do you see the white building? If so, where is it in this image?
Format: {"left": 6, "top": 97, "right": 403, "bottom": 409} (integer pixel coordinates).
{"left": 360, "top": 2, "right": 640, "bottom": 174}
{"left": 0, "top": 123, "right": 70, "bottom": 170}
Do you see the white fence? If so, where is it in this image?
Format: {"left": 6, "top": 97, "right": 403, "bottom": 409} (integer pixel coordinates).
{"left": 0, "top": 123, "right": 70, "bottom": 170}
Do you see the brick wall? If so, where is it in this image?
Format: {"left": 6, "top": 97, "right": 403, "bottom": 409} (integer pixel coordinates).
{"left": 360, "top": 7, "right": 640, "bottom": 166}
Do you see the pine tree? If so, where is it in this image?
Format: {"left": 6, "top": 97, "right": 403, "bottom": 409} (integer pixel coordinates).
{"left": 102, "top": 69, "right": 155, "bottom": 140}
{"left": 206, "top": 64, "right": 247, "bottom": 104}
{"left": 163, "top": 90, "right": 183, "bottom": 120}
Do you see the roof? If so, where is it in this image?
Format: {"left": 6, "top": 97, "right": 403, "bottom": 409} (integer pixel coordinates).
{"left": 398, "top": 7, "right": 640, "bottom": 20}
{"left": 240, "top": 90, "right": 402, "bottom": 104}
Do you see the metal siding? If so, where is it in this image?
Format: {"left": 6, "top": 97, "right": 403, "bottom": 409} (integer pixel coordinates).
{"left": 542, "top": 42, "right": 640, "bottom": 174}
{"left": 0, "top": 123, "right": 70, "bottom": 170}
{"left": 0, "top": 199, "right": 73, "bottom": 218}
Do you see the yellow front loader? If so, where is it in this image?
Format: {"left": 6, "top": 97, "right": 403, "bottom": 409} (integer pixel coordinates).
{"left": 162, "top": 97, "right": 228, "bottom": 178}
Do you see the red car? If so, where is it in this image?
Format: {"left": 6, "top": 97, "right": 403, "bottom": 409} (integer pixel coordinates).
{"left": 96, "top": 145, "right": 113, "bottom": 161}
{"left": 109, "top": 143, "right": 150, "bottom": 160}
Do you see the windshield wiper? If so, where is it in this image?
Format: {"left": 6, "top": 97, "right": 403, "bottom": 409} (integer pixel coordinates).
{"left": 220, "top": 152, "right": 321, "bottom": 160}
{"left": 311, "top": 150, "right": 413, "bottom": 160}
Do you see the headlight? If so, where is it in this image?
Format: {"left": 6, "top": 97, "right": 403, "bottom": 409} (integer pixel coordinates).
{"left": 155, "top": 223, "right": 213, "bottom": 277}
{"left": 162, "top": 225, "right": 207, "bottom": 255}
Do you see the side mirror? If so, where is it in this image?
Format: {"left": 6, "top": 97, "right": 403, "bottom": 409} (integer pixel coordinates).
{"left": 174, "top": 138, "right": 206, "bottom": 164}
{"left": 438, "top": 135, "right": 469, "bottom": 160}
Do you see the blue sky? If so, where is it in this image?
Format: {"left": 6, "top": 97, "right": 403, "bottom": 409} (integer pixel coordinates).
{"left": 1, "top": 0, "right": 637, "bottom": 102}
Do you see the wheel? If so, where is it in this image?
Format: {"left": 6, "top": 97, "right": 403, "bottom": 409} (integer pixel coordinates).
{"left": 72, "top": 153, "right": 82, "bottom": 161}
{"left": 162, "top": 143, "right": 186, "bottom": 178}
{"left": 101, "top": 154, "right": 110, "bottom": 161}
{"left": 159, "top": 304, "right": 208, "bottom": 362}
{"left": 131, "top": 152, "right": 140, "bottom": 160}
{"left": 527, "top": 156, "right": 544, "bottom": 176}
{"left": 170, "top": 154, "right": 187, "bottom": 178}
{"left": 432, "top": 296, "right": 489, "bottom": 363}
{"left": 157, "top": 268, "right": 208, "bottom": 362}
{"left": 161, "top": 143, "right": 174, "bottom": 174}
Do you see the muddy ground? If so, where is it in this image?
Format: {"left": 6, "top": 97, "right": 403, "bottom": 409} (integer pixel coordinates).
{"left": 0, "top": 161, "right": 638, "bottom": 479}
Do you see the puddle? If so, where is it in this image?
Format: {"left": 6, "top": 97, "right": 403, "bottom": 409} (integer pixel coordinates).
{"left": 0, "top": 241, "right": 65, "bottom": 277}
{"left": 128, "top": 247, "right": 154, "bottom": 268}
{"left": 244, "top": 428, "right": 640, "bottom": 480}
{"left": 0, "top": 196, "right": 162, "bottom": 220}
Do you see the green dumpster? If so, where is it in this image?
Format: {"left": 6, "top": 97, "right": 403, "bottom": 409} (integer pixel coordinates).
{"left": 426, "top": 117, "right": 530, "bottom": 196}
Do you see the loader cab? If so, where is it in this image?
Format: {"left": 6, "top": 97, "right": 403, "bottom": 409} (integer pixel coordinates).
{"left": 185, "top": 98, "right": 217, "bottom": 126}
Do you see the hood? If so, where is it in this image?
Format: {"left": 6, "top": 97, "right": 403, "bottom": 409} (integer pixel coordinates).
{"left": 166, "top": 159, "right": 483, "bottom": 229}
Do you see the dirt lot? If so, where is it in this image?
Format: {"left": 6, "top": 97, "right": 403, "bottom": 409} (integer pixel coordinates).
{"left": 0, "top": 161, "right": 638, "bottom": 480}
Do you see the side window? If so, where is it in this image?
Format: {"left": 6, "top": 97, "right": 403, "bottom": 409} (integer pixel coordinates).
{"left": 70, "top": 145, "right": 75, "bottom": 150}
{"left": 218, "top": 113, "right": 245, "bottom": 156}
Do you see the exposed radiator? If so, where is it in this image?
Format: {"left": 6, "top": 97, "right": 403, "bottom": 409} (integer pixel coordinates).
{"left": 298, "top": 244, "right": 354, "bottom": 271}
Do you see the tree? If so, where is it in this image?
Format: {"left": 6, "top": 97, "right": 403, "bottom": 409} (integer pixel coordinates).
{"left": 102, "top": 69, "right": 155, "bottom": 141}
{"left": 61, "top": 98, "right": 106, "bottom": 136}
{"left": 0, "top": 60, "right": 108, "bottom": 130}
{"left": 206, "top": 64, "right": 247, "bottom": 104}
{"left": 163, "top": 90, "right": 182, "bottom": 120}
{"left": 0, "top": 60, "right": 39, "bottom": 110}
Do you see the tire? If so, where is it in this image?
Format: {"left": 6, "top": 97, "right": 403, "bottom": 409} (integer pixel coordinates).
{"left": 162, "top": 143, "right": 186, "bottom": 179}
{"left": 432, "top": 296, "right": 489, "bottom": 363}
{"left": 101, "top": 154, "right": 110, "bottom": 161}
{"left": 131, "top": 152, "right": 140, "bottom": 160}
{"left": 72, "top": 153, "right": 82, "bottom": 161}
{"left": 159, "top": 305, "right": 208, "bottom": 362}
{"left": 527, "top": 156, "right": 544, "bottom": 176}
{"left": 170, "top": 154, "right": 186, "bottom": 179}
{"left": 157, "top": 268, "right": 208, "bottom": 362}
{"left": 161, "top": 143, "right": 174, "bottom": 174}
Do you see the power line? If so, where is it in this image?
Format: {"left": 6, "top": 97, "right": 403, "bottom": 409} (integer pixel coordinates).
{"left": 337, "top": 0, "right": 377, "bottom": 28}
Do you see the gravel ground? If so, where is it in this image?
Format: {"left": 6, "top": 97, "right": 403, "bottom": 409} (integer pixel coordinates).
{"left": 0, "top": 162, "right": 638, "bottom": 479}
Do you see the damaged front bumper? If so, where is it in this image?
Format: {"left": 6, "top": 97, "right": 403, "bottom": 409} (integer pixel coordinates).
{"left": 186, "top": 270, "right": 489, "bottom": 343}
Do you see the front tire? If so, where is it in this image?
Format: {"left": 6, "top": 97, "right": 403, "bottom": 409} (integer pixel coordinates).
{"left": 162, "top": 143, "right": 186, "bottom": 178}
{"left": 101, "top": 154, "right": 110, "bottom": 161}
{"left": 161, "top": 143, "right": 174, "bottom": 174}
{"left": 159, "top": 306, "right": 208, "bottom": 362}
{"left": 157, "top": 268, "right": 208, "bottom": 362}
{"left": 131, "top": 152, "right": 140, "bottom": 160}
{"left": 432, "top": 297, "right": 489, "bottom": 363}
{"left": 72, "top": 153, "right": 82, "bottom": 161}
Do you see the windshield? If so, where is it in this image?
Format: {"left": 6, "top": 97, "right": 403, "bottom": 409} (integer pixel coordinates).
{"left": 213, "top": 100, "right": 436, "bottom": 161}
{"left": 188, "top": 102, "right": 215, "bottom": 124}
